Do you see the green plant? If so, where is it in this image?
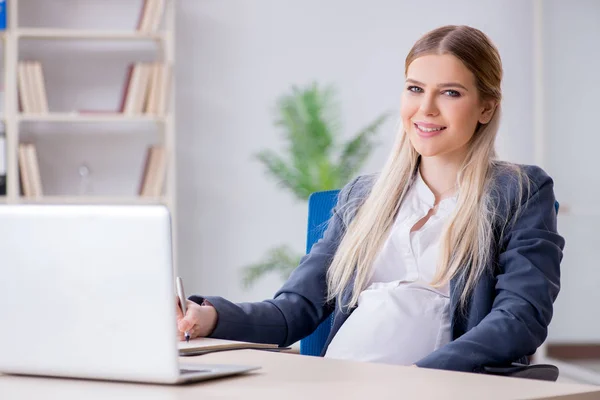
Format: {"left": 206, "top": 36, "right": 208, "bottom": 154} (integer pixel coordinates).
{"left": 242, "top": 82, "right": 390, "bottom": 289}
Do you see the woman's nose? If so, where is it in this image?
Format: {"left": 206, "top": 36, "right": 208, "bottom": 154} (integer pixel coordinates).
{"left": 419, "top": 94, "right": 439, "bottom": 116}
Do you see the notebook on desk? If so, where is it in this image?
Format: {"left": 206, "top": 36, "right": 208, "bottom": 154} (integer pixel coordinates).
{"left": 178, "top": 338, "right": 280, "bottom": 356}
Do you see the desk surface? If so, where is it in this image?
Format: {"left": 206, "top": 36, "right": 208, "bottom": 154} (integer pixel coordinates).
{"left": 0, "top": 350, "right": 599, "bottom": 400}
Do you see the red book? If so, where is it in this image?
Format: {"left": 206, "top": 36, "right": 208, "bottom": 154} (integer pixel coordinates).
{"left": 118, "top": 64, "right": 135, "bottom": 113}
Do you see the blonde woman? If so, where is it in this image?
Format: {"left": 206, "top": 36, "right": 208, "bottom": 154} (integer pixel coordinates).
{"left": 177, "top": 25, "right": 564, "bottom": 373}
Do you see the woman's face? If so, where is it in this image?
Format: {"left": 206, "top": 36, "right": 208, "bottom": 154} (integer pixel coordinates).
{"left": 400, "top": 54, "right": 495, "bottom": 160}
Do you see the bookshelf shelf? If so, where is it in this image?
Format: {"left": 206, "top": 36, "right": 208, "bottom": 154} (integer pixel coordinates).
{"left": 19, "top": 196, "right": 167, "bottom": 205}
{"left": 18, "top": 113, "right": 167, "bottom": 124}
{"left": 17, "top": 28, "right": 165, "bottom": 42}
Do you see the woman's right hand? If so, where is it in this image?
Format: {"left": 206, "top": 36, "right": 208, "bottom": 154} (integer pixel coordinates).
{"left": 175, "top": 298, "right": 218, "bottom": 341}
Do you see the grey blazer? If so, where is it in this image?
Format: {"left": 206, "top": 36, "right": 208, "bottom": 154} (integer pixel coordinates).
{"left": 191, "top": 163, "right": 565, "bottom": 373}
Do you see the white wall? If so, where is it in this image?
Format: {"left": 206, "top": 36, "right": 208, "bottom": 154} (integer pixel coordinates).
{"left": 542, "top": 0, "right": 600, "bottom": 343}
{"left": 175, "top": 0, "right": 536, "bottom": 302}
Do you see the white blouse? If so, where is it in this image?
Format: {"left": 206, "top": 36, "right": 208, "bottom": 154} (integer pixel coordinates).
{"left": 325, "top": 171, "right": 457, "bottom": 366}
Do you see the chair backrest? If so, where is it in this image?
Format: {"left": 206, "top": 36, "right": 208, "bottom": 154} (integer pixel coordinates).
{"left": 299, "top": 190, "right": 340, "bottom": 356}
{"left": 299, "top": 190, "right": 560, "bottom": 359}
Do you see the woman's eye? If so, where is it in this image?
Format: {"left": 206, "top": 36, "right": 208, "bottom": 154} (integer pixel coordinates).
{"left": 443, "top": 90, "right": 461, "bottom": 97}
{"left": 407, "top": 86, "right": 423, "bottom": 93}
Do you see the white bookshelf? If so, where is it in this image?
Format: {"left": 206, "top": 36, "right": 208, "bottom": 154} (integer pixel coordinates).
{"left": 19, "top": 196, "right": 168, "bottom": 205}
{"left": 1, "top": 0, "right": 176, "bottom": 210}
{"left": 0, "top": 0, "right": 179, "bottom": 268}
{"left": 17, "top": 28, "right": 165, "bottom": 41}
{"left": 17, "top": 113, "right": 167, "bottom": 124}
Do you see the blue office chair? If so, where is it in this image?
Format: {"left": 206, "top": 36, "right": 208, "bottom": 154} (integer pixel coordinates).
{"left": 299, "top": 189, "right": 560, "bottom": 381}
{"left": 299, "top": 190, "right": 341, "bottom": 358}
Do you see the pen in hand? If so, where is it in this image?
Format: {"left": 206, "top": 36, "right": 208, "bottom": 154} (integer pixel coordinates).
{"left": 176, "top": 276, "right": 190, "bottom": 343}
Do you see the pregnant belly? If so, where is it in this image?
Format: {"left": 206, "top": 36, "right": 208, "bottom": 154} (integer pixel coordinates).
{"left": 324, "top": 281, "right": 451, "bottom": 366}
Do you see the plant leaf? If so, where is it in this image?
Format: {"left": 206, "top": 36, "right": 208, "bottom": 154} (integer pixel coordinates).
{"left": 271, "top": 82, "right": 342, "bottom": 197}
{"left": 255, "top": 150, "right": 306, "bottom": 199}
{"left": 241, "top": 245, "right": 304, "bottom": 289}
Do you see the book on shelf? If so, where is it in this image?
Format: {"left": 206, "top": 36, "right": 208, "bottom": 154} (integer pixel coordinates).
{"left": 17, "top": 62, "right": 32, "bottom": 113}
{"left": 18, "top": 143, "right": 43, "bottom": 198}
{"left": 18, "top": 61, "right": 49, "bottom": 114}
{"left": 36, "top": 62, "right": 50, "bottom": 113}
{"left": 123, "top": 63, "right": 152, "bottom": 115}
{"left": 139, "top": 144, "right": 166, "bottom": 197}
{"left": 136, "top": 0, "right": 165, "bottom": 33}
{"left": 0, "top": 124, "right": 5, "bottom": 196}
{"left": 79, "top": 62, "right": 171, "bottom": 116}
{"left": 145, "top": 62, "right": 172, "bottom": 115}
{"left": 0, "top": 0, "right": 6, "bottom": 31}
{"left": 116, "top": 63, "right": 135, "bottom": 113}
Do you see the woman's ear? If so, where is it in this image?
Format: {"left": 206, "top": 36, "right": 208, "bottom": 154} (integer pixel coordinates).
{"left": 478, "top": 100, "right": 496, "bottom": 124}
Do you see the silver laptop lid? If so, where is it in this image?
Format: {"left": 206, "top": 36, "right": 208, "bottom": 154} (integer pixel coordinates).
{"left": 0, "top": 204, "right": 180, "bottom": 384}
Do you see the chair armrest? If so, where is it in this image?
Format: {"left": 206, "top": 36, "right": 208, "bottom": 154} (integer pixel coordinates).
{"left": 483, "top": 362, "right": 559, "bottom": 381}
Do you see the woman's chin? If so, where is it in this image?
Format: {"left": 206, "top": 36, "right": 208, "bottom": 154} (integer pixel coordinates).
{"left": 411, "top": 144, "right": 443, "bottom": 158}
{"left": 409, "top": 135, "right": 444, "bottom": 157}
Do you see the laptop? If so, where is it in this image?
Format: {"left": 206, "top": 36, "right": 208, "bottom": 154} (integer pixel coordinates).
{"left": 0, "top": 204, "right": 260, "bottom": 384}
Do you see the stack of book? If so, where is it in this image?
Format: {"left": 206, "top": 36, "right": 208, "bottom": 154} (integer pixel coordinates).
{"left": 79, "top": 62, "right": 171, "bottom": 116}
{"left": 18, "top": 61, "right": 49, "bottom": 114}
{"left": 18, "top": 143, "right": 43, "bottom": 197}
{"left": 137, "top": 0, "right": 166, "bottom": 32}
{"left": 139, "top": 145, "right": 167, "bottom": 197}
{"left": 145, "top": 62, "right": 172, "bottom": 115}
{"left": 120, "top": 62, "right": 172, "bottom": 116}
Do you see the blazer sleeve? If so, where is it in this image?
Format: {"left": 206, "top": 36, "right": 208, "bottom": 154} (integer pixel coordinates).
{"left": 189, "top": 176, "right": 361, "bottom": 347}
{"left": 415, "top": 170, "right": 565, "bottom": 372}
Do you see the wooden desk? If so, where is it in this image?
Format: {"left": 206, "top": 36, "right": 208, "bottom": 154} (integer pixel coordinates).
{"left": 0, "top": 350, "right": 598, "bottom": 400}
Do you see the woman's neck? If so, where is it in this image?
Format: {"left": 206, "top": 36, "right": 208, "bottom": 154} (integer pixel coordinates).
{"left": 419, "top": 155, "right": 464, "bottom": 202}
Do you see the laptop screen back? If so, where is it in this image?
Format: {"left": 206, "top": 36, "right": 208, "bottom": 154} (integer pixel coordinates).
{"left": 0, "top": 204, "right": 180, "bottom": 383}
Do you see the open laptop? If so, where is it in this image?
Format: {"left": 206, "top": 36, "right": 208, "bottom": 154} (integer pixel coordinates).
{"left": 0, "top": 204, "right": 260, "bottom": 384}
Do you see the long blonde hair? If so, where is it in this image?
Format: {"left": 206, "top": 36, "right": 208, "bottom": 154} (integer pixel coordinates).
{"left": 326, "top": 25, "right": 528, "bottom": 310}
